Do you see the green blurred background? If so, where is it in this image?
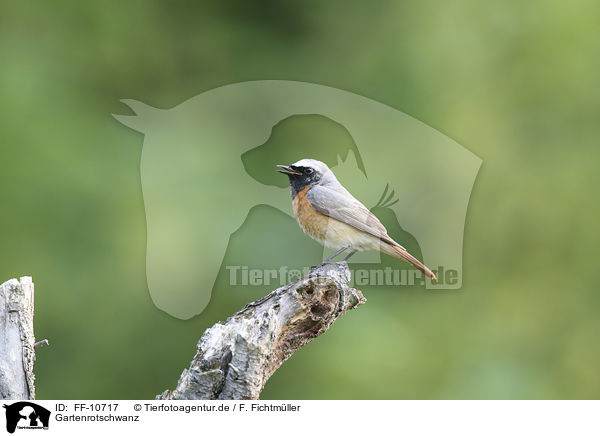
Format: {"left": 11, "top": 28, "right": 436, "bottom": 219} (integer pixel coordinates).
{"left": 1, "top": 1, "right": 598, "bottom": 399}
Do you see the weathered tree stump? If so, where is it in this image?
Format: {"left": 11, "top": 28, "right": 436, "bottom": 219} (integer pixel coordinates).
{"left": 0, "top": 264, "right": 364, "bottom": 400}
{"left": 157, "top": 262, "right": 365, "bottom": 400}
{"left": 0, "top": 277, "right": 37, "bottom": 400}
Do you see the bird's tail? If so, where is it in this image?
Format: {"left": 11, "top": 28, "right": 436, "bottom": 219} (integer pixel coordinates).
{"left": 381, "top": 243, "right": 437, "bottom": 280}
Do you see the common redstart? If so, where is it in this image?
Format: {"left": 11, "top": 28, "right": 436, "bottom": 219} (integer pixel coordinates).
{"left": 278, "top": 159, "right": 436, "bottom": 280}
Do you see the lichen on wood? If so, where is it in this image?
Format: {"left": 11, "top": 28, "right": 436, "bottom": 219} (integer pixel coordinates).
{"left": 0, "top": 277, "right": 37, "bottom": 400}
{"left": 157, "top": 262, "right": 365, "bottom": 400}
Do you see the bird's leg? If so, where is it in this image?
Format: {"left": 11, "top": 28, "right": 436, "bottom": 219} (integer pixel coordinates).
{"left": 319, "top": 246, "right": 348, "bottom": 265}
{"left": 343, "top": 250, "right": 357, "bottom": 262}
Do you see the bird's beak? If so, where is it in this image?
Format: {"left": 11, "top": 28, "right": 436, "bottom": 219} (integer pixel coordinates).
{"left": 276, "top": 164, "right": 302, "bottom": 175}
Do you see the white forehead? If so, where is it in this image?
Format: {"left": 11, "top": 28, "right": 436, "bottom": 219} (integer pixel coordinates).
{"left": 292, "top": 159, "right": 330, "bottom": 173}
{"left": 292, "top": 158, "right": 341, "bottom": 187}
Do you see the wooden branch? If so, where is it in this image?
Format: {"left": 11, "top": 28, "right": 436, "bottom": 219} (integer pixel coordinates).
{"left": 0, "top": 277, "right": 37, "bottom": 400}
{"left": 157, "top": 262, "right": 366, "bottom": 400}
{"left": 0, "top": 264, "right": 364, "bottom": 400}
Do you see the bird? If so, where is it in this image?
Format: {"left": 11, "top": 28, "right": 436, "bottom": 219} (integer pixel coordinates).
{"left": 277, "top": 159, "right": 436, "bottom": 280}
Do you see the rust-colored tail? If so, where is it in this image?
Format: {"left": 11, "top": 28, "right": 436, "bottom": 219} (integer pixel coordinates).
{"left": 381, "top": 243, "right": 437, "bottom": 280}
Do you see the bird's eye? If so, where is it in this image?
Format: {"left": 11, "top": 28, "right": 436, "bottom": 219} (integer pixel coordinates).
{"left": 306, "top": 168, "right": 314, "bottom": 175}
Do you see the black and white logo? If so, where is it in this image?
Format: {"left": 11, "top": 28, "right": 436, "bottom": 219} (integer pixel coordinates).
{"left": 2, "top": 402, "right": 50, "bottom": 433}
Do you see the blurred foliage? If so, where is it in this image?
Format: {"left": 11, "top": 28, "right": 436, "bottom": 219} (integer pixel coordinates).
{"left": 0, "top": 0, "right": 598, "bottom": 399}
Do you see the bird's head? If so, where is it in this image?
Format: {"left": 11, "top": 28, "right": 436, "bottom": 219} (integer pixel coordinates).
{"left": 277, "top": 159, "right": 337, "bottom": 197}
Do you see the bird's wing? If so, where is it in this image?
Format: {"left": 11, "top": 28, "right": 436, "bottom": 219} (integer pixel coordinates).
{"left": 306, "top": 185, "right": 398, "bottom": 246}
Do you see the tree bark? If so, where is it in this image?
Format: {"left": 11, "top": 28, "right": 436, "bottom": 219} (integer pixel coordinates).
{"left": 0, "top": 264, "right": 364, "bottom": 400}
{"left": 157, "top": 262, "right": 365, "bottom": 400}
{"left": 0, "top": 277, "right": 36, "bottom": 400}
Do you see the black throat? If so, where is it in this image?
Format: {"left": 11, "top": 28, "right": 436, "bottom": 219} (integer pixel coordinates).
{"left": 289, "top": 176, "right": 311, "bottom": 199}
{"left": 284, "top": 166, "right": 321, "bottom": 199}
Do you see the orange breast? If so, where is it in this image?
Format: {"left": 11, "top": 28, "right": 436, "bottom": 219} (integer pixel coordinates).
{"left": 292, "top": 186, "right": 330, "bottom": 242}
